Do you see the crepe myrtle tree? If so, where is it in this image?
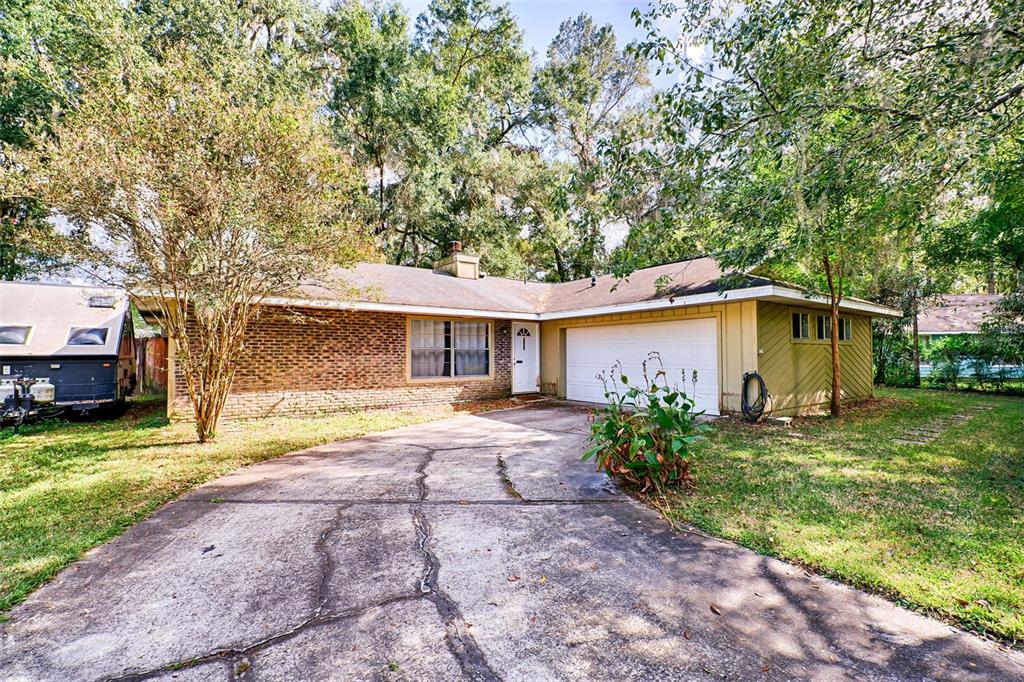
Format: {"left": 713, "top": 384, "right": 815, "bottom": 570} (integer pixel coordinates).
{"left": 5, "top": 50, "right": 372, "bottom": 441}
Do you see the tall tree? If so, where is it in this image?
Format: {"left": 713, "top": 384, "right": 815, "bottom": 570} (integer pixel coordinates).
{"left": 531, "top": 14, "right": 650, "bottom": 280}
{"left": 3, "top": 2, "right": 371, "bottom": 441}
{"left": 927, "top": 138, "right": 1024, "bottom": 292}
{"left": 628, "top": 0, "right": 1024, "bottom": 415}
{"left": 0, "top": 0, "right": 122, "bottom": 279}
{"left": 1, "top": 0, "right": 326, "bottom": 281}
{"left": 326, "top": 0, "right": 534, "bottom": 271}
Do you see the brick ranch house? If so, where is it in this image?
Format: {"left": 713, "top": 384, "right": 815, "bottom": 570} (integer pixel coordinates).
{"left": 148, "top": 248, "right": 900, "bottom": 421}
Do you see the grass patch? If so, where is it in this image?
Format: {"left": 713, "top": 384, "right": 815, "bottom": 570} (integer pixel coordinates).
{"left": 0, "top": 396, "right": 481, "bottom": 613}
{"left": 657, "top": 388, "right": 1024, "bottom": 643}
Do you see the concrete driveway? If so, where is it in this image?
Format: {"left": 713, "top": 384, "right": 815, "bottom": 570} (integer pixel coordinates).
{"left": 2, "top": 404, "right": 1022, "bottom": 681}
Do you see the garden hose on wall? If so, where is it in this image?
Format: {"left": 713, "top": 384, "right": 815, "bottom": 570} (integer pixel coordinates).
{"left": 741, "top": 371, "right": 770, "bottom": 421}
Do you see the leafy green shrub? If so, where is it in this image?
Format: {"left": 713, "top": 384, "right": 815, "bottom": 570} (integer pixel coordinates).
{"left": 583, "top": 353, "right": 712, "bottom": 494}
{"left": 925, "top": 335, "right": 970, "bottom": 389}
{"left": 873, "top": 319, "right": 918, "bottom": 386}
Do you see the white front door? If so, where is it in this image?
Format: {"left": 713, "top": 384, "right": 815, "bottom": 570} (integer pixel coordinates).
{"left": 512, "top": 322, "right": 540, "bottom": 394}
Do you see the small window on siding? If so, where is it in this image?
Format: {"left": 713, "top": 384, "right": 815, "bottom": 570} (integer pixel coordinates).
{"left": 0, "top": 325, "right": 31, "bottom": 345}
{"left": 838, "top": 317, "right": 852, "bottom": 341}
{"left": 816, "top": 315, "right": 832, "bottom": 340}
{"left": 67, "top": 327, "right": 109, "bottom": 345}
{"left": 410, "top": 319, "right": 489, "bottom": 378}
{"left": 791, "top": 313, "right": 809, "bottom": 339}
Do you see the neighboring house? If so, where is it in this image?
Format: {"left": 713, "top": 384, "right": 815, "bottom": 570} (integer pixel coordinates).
{"left": 918, "top": 294, "right": 1001, "bottom": 346}
{"left": 0, "top": 282, "right": 136, "bottom": 412}
{"left": 141, "top": 247, "right": 900, "bottom": 420}
{"left": 917, "top": 293, "right": 1022, "bottom": 378}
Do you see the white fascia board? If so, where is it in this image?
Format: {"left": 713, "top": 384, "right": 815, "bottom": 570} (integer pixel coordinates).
{"left": 141, "top": 285, "right": 901, "bottom": 321}
{"left": 538, "top": 285, "right": 900, "bottom": 321}
{"left": 765, "top": 286, "right": 902, "bottom": 317}
{"left": 258, "top": 296, "right": 541, "bottom": 320}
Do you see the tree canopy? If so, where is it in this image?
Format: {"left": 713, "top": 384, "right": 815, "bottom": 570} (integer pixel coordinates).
{"left": 2, "top": 0, "right": 1023, "bottom": 426}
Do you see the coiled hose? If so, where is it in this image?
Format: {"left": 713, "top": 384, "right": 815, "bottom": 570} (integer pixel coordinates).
{"left": 741, "top": 371, "right": 770, "bottom": 421}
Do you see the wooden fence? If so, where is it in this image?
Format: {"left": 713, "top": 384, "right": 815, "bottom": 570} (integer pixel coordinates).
{"left": 135, "top": 336, "right": 168, "bottom": 393}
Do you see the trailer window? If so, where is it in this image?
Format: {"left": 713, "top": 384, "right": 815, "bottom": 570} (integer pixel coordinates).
{"left": 0, "top": 325, "right": 31, "bottom": 345}
{"left": 67, "top": 327, "right": 109, "bottom": 345}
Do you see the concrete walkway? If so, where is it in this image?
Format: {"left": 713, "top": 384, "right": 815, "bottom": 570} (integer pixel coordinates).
{"left": 2, "top": 404, "right": 1022, "bottom": 681}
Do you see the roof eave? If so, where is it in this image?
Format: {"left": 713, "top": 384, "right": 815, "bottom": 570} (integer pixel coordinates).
{"left": 135, "top": 284, "right": 901, "bottom": 321}
{"left": 537, "top": 285, "right": 902, "bottom": 320}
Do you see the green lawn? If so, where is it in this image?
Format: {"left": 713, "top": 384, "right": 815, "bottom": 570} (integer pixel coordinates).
{"left": 661, "top": 387, "right": 1024, "bottom": 643}
{"left": 0, "top": 396, "right": 491, "bottom": 614}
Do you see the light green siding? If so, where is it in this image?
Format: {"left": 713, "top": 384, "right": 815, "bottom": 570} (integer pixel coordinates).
{"left": 756, "top": 301, "right": 874, "bottom": 415}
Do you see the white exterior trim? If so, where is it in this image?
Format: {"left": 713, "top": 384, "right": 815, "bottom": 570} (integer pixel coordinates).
{"left": 257, "top": 296, "right": 537, "bottom": 320}
{"left": 537, "top": 285, "right": 900, "bottom": 321}
{"left": 145, "top": 284, "right": 901, "bottom": 321}
{"left": 765, "top": 285, "right": 901, "bottom": 317}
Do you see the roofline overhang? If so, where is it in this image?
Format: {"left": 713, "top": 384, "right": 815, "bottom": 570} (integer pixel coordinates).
{"left": 258, "top": 296, "right": 536, "bottom": 320}
{"left": 250, "top": 284, "right": 901, "bottom": 320}
{"left": 536, "top": 285, "right": 901, "bottom": 320}
{"left": 135, "top": 284, "right": 901, "bottom": 320}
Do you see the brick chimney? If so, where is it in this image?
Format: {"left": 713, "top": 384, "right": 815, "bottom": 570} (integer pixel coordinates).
{"left": 434, "top": 241, "right": 480, "bottom": 279}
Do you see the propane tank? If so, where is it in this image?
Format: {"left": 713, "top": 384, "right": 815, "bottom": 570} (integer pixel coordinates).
{"left": 0, "top": 380, "right": 14, "bottom": 404}
{"left": 29, "top": 379, "right": 56, "bottom": 404}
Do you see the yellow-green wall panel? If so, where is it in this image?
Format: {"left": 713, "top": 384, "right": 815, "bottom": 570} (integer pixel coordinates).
{"left": 756, "top": 301, "right": 873, "bottom": 415}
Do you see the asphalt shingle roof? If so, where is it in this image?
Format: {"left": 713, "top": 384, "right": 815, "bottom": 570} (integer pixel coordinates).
{"left": 918, "top": 294, "right": 1001, "bottom": 334}
{"left": 297, "top": 257, "right": 770, "bottom": 315}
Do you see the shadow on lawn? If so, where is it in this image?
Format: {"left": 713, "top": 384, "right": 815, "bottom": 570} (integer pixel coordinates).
{"left": 667, "top": 390, "right": 1024, "bottom": 643}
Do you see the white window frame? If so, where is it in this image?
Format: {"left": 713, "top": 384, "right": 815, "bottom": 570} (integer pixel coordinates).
{"left": 815, "top": 314, "right": 832, "bottom": 341}
{"left": 406, "top": 316, "right": 494, "bottom": 382}
{"left": 838, "top": 317, "right": 853, "bottom": 341}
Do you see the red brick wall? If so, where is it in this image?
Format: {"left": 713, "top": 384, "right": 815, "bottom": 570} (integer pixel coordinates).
{"left": 171, "top": 309, "right": 512, "bottom": 420}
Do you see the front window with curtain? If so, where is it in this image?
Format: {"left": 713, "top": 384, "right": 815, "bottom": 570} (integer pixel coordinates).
{"left": 410, "top": 319, "right": 490, "bottom": 379}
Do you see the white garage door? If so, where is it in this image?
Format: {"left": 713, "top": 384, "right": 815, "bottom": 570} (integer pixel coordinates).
{"left": 565, "top": 318, "right": 719, "bottom": 415}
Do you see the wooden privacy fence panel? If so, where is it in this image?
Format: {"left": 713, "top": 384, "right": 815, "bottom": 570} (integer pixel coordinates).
{"left": 135, "top": 336, "right": 168, "bottom": 393}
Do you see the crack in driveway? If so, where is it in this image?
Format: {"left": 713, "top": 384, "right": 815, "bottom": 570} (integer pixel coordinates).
{"left": 102, "top": 593, "right": 426, "bottom": 682}
{"left": 103, "top": 443, "right": 512, "bottom": 682}
{"left": 495, "top": 456, "right": 523, "bottom": 500}
{"left": 314, "top": 503, "right": 352, "bottom": 617}
{"left": 412, "top": 508, "right": 500, "bottom": 681}
{"left": 416, "top": 447, "right": 434, "bottom": 501}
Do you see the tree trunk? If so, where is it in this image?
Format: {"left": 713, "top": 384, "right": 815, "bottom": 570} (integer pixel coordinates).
{"left": 987, "top": 267, "right": 996, "bottom": 294}
{"left": 553, "top": 247, "right": 568, "bottom": 283}
{"left": 824, "top": 255, "right": 842, "bottom": 417}
{"left": 911, "top": 289, "right": 921, "bottom": 387}
{"left": 874, "top": 324, "right": 888, "bottom": 384}
{"left": 376, "top": 155, "right": 386, "bottom": 237}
